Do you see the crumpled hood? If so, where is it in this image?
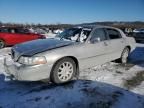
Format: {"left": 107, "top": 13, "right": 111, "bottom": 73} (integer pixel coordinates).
{"left": 12, "top": 38, "right": 73, "bottom": 58}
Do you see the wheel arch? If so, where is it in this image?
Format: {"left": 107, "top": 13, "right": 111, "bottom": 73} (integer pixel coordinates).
{"left": 50, "top": 56, "right": 79, "bottom": 81}
{"left": 0, "top": 38, "right": 5, "bottom": 42}
{"left": 0, "top": 38, "right": 6, "bottom": 47}
{"left": 125, "top": 45, "right": 131, "bottom": 52}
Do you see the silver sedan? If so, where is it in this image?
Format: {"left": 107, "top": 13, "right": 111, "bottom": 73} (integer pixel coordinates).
{"left": 4, "top": 25, "right": 136, "bottom": 84}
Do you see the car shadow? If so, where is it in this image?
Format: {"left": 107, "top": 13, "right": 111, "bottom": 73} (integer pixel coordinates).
{"left": 129, "top": 46, "right": 144, "bottom": 67}
{"left": 0, "top": 74, "right": 144, "bottom": 108}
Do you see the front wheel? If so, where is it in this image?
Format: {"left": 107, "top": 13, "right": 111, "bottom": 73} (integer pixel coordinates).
{"left": 0, "top": 39, "right": 5, "bottom": 49}
{"left": 120, "top": 47, "right": 130, "bottom": 64}
{"left": 51, "top": 58, "right": 76, "bottom": 84}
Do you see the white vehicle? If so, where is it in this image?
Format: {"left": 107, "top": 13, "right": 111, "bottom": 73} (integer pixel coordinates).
{"left": 133, "top": 28, "right": 144, "bottom": 33}
{"left": 4, "top": 25, "right": 136, "bottom": 84}
{"left": 53, "top": 29, "right": 63, "bottom": 34}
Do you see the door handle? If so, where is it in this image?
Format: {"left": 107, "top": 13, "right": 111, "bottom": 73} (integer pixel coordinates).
{"left": 104, "top": 42, "right": 108, "bottom": 46}
{"left": 121, "top": 40, "right": 124, "bottom": 43}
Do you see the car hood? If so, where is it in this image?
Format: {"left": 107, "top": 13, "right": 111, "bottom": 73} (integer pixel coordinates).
{"left": 12, "top": 38, "right": 73, "bottom": 58}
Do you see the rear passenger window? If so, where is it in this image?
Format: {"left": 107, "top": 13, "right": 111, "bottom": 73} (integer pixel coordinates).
{"left": 107, "top": 29, "right": 122, "bottom": 39}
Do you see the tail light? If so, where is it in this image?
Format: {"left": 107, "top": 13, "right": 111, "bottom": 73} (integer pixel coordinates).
{"left": 39, "top": 35, "right": 46, "bottom": 39}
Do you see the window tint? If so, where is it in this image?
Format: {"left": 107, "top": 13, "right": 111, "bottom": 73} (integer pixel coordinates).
{"left": 0, "top": 28, "right": 9, "bottom": 33}
{"left": 15, "top": 28, "right": 29, "bottom": 34}
{"left": 9, "top": 29, "right": 16, "bottom": 33}
{"left": 107, "top": 29, "right": 121, "bottom": 39}
{"left": 140, "top": 29, "right": 144, "bottom": 31}
{"left": 91, "top": 28, "right": 106, "bottom": 41}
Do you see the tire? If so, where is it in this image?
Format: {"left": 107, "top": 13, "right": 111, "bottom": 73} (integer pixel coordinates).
{"left": 120, "top": 47, "right": 130, "bottom": 64}
{"left": 0, "top": 39, "right": 5, "bottom": 49}
{"left": 51, "top": 58, "right": 76, "bottom": 84}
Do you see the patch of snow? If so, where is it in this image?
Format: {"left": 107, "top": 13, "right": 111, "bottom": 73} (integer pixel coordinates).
{"left": 132, "top": 82, "right": 144, "bottom": 95}
{"left": 44, "top": 32, "right": 56, "bottom": 38}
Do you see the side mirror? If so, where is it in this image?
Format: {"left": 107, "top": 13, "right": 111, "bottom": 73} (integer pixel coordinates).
{"left": 90, "top": 37, "right": 101, "bottom": 44}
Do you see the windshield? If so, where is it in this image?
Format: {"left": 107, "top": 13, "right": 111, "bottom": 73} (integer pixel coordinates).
{"left": 57, "top": 28, "right": 81, "bottom": 39}
{"left": 56, "top": 28, "right": 91, "bottom": 42}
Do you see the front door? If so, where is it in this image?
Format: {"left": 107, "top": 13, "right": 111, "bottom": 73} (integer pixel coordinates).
{"left": 79, "top": 28, "right": 110, "bottom": 69}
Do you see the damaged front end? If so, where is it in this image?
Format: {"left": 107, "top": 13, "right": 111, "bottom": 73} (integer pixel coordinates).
{"left": 3, "top": 57, "right": 21, "bottom": 81}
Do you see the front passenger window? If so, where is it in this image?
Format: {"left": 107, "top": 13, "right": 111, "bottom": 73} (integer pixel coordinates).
{"left": 90, "top": 28, "right": 106, "bottom": 42}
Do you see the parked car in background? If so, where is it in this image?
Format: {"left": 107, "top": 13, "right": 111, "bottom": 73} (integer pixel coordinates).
{"left": 132, "top": 32, "right": 144, "bottom": 42}
{"left": 53, "top": 29, "right": 63, "bottom": 34}
{"left": 4, "top": 25, "right": 136, "bottom": 84}
{"left": 0, "top": 27, "right": 46, "bottom": 48}
{"left": 28, "top": 27, "right": 52, "bottom": 38}
{"left": 133, "top": 28, "right": 144, "bottom": 33}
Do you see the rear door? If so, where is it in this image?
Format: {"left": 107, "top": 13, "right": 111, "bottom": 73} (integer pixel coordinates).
{"left": 104, "top": 28, "right": 126, "bottom": 59}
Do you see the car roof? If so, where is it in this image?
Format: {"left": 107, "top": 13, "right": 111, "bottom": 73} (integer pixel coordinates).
{"left": 74, "top": 25, "right": 118, "bottom": 30}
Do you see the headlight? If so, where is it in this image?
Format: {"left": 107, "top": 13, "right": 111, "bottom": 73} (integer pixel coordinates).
{"left": 18, "top": 56, "right": 47, "bottom": 65}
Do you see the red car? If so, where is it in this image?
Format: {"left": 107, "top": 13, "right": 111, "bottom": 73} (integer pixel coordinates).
{"left": 0, "top": 27, "right": 45, "bottom": 48}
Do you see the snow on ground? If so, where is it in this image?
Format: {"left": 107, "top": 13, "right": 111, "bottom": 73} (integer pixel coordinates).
{"left": 0, "top": 43, "right": 144, "bottom": 108}
{"left": 44, "top": 32, "right": 56, "bottom": 38}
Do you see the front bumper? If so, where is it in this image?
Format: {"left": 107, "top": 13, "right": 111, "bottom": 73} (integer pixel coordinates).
{"left": 4, "top": 58, "right": 53, "bottom": 81}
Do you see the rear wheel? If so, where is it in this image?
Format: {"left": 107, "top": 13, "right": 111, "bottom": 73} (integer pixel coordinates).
{"left": 120, "top": 47, "right": 130, "bottom": 64}
{"left": 0, "top": 39, "right": 5, "bottom": 49}
{"left": 51, "top": 58, "right": 76, "bottom": 84}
